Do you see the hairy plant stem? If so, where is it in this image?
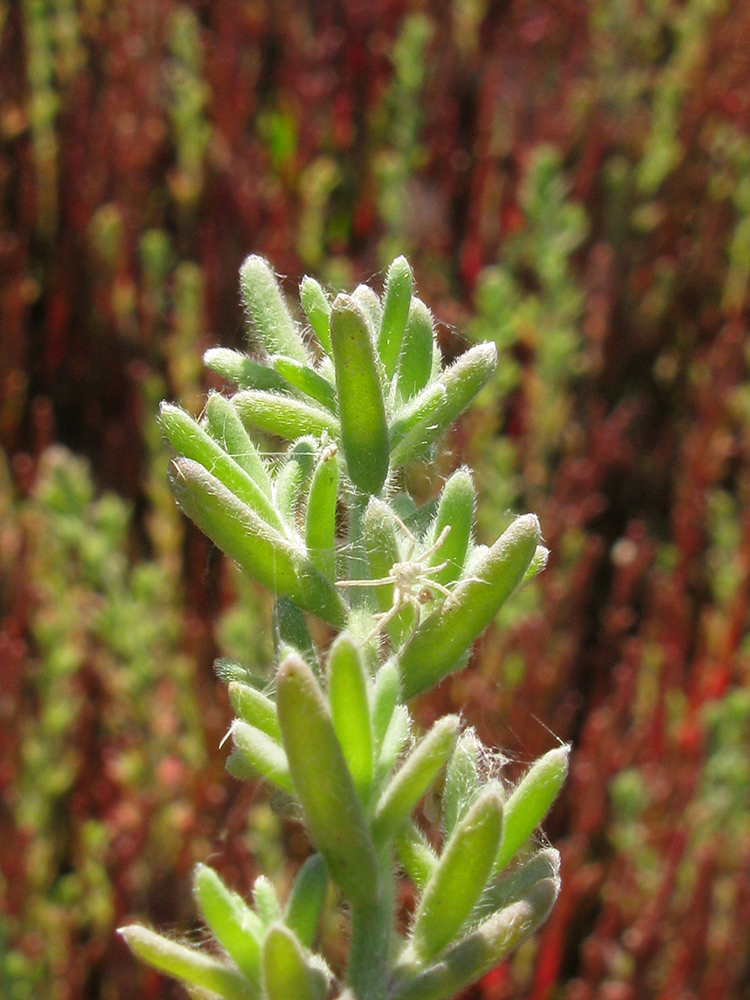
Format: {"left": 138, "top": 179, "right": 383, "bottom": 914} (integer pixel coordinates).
{"left": 347, "top": 857, "right": 394, "bottom": 1000}
{"left": 347, "top": 492, "right": 372, "bottom": 601}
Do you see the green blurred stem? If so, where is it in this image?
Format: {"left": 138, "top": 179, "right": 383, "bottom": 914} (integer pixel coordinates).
{"left": 347, "top": 858, "right": 394, "bottom": 1000}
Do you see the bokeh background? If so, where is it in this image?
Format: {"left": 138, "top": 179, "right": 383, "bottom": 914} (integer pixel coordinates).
{"left": 2, "top": 1, "right": 750, "bottom": 998}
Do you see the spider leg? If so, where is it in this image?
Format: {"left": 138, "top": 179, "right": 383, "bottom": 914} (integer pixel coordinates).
{"left": 363, "top": 601, "right": 402, "bottom": 644}
{"left": 390, "top": 512, "right": 419, "bottom": 547}
{"left": 337, "top": 576, "right": 396, "bottom": 589}
{"left": 427, "top": 580, "right": 461, "bottom": 606}
{"left": 419, "top": 524, "right": 452, "bottom": 562}
{"left": 422, "top": 558, "right": 451, "bottom": 577}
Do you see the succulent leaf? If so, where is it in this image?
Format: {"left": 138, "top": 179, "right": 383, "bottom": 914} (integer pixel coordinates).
{"left": 240, "top": 255, "right": 308, "bottom": 363}
{"left": 276, "top": 655, "right": 379, "bottom": 910}
{"left": 399, "top": 514, "right": 541, "bottom": 698}
{"left": 330, "top": 294, "right": 390, "bottom": 495}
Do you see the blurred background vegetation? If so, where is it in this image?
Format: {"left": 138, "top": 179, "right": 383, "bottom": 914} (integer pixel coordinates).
{"left": 1, "top": 1, "right": 750, "bottom": 997}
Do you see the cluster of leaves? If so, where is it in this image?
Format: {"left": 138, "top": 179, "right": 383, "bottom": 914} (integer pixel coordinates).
{"left": 4, "top": 1, "right": 750, "bottom": 997}
{"left": 119, "top": 258, "right": 568, "bottom": 1000}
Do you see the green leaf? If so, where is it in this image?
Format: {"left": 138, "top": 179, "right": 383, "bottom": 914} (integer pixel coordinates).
{"left": 371, "top": 659, "right": 400, "bottom": 750}
{"left": 300, "top": 275, "right": 332, "bottom": 356}
{"left": 192, "top": 864, "right": 263, "bottom": 983}
{"left": 389, "top": 343, "right": 497, "bottom": 467}
{"left": 410, "top": 786, "right": 504, "bottom": 961}
{"left": 240, "top": 255, "right": 307, "bottom": 363}
{"left": 228, "top": 682, "right": 281, "bottom": 743}
{"left": 284, "top": 855, "right": 328, "bottom": 947}
{"left": 204, "top": 392, "right": 272, "bottom": 498}
{"left": 272, "top": 597, "right": 321, "bottom": 676}
{"left": 372, "top": 715, "right": 459, "bottom": 844}
{"left": 233, "top": 390, "right": 339, "bottom": 442}
{"left": 274, "top": 437, "right": 317, "bottom": 525}
{"left": 399, "top": 514, "right": 541, "bottom": 698}
{"left": 396, "top": 297, "right": 434, "bottom": 402}
{"left": 377, "top": 256, "right": 413, "bottom": 379}
{"left": 231, "top": 720, "right": 293, "bottom": 793}
{"left": 160, "top": 403, "right": 282, "bottom": 531}
{"left": 262, "top": 924, "right": 327, "bottom": 1000}
{"left": 363, "top": 499, "right": 399, "bottom": 611}
{"left": 363, "top": 499, "right": 417, "bottom": 645}
{"left": 389, "top": 878, "right": 559, "bottom": 1000}
{"left": 473, "top": 848, "right": 560, "bottom": 924}
{"left": 352, "top": 283, "right": 383, "bottom": 340}
{"left": 203, "top": 347, "right": 291, "bottom": 393}
{"left": 327, "top": 633, "right": 374, "bottom": 800}
{"left": 305, "top": 443, "right": 339, "bottom": 581}
{"left": 271, "top": 356, "right": 337, "bottom": 413}
{"left": 169, "top": 458, "right": 346, "bottom": 627}
{"left": 253, "top": 877, "right": 282, "bottom": 926}
{"left": 276, "top": 655, "right": 379, "bottom": 910}
{"left": 523, "top": 544, "right": 550, "bottom": 583}
{"left": 395, "top": 822, "right": 438, "bottom": 891}
{"left": 428, "top": 468, "right": 475, "bottom": 587}
{"left": 493, "top": 746, "right": 569, "bottom": 874}
{"left": 330, "top": 294, "right": 390, "bottom": 495}
{"left": 118, "top": 926, "right": 252, "bottom": 1000}
{"left": 376, "top": 704, "right": 411, "bottom": 785}
{"left": 442, "top": 729, "right": 481, "bottom": 840}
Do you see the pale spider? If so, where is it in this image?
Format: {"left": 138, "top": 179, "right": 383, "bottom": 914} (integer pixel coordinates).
{"left": 337, "top": 515, "right": 458, "bottom": 643}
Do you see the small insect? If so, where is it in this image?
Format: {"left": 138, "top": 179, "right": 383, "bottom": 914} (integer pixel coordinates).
{"left": 337, "top": 515, "right": 458, "bottom": 643}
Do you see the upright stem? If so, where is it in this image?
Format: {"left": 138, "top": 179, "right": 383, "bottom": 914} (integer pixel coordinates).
{"left": 346, "top": 856, "right": 394, "bottom": 1000}
{"left": 347, "top": 492, "right": 372, "bottom": 600}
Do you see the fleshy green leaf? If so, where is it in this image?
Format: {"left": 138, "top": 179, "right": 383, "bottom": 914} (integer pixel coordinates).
{"left": 305, "top": 443, "right": 339, "bottom": 581}
{"left": 371, "top": 659, "right": 400, "bottom": 750}
{"left": 363, "top": 499, "right": 417, "bottom": 645}
{"left": 442, "top": 728, "right": 481, "bottom": 840}
{"left": 271, "top": 356, "right": 337, "bottom": 413}
{"left": 523, "top": 544, "right": 550, "bottom": 583}
{"left": 204, "top": 392, "right": 272, "bottom": 498}
{"left": 228, "top": 682, "right": 281, "bottom": 743}
{"left": 363, "top": 499, "right": 399, "bottom": 612}
{"left": 330, "top": 294, "right": 390, "bottom": 495}
{"left": 398, "top": 514, "right": 541, "bottom": 698}
{"left": 276, "top": 655, "right": 379, "bottom": 910}
{"left": 262, "top": 924, "right": 327, "bottom": 1000}
{"left": 254, "top": 877, "right": 282, "bottom": 926}
{"left": 192, "top": 864, "right": 263, "bottom": 983}
{"left": 377, "top": 256, "right": 413, "bottom": 379}
{"left": 169, "top": 458, "right": 346, "bottom": 627}
{"left": 352, "top": 283, "right": 383, "bottom": 340}
{"left": 233, "top": 389, "right": 339, "bottom": 442}
{"left": 376, "top": 704, "right": 411, "bottom": 784}
{"left": 428, "top": 468, "right": 475, "bottom": 587}
{"left": 410, "top": 786, "right": 504, "bottom": 961}
{"left": 231, "top": 719, "right": 293, "bottom": 793}
{"left": 389, "top": 343, "right": 497, "bottom": 467}
{"left": 240, "top": 255, "right": 308, "bottom": 363}
{"left": 389, "top": 878, "right": 559, "bottom": 1000}
{"left": 300, "top": 275, "right": 332, "bottom": 356}
{"left": 160, "top": 403, "right": 282, "bottom": 531}
{"left": 203, "top": 347, "right": 290, "bottom": 393}
{"left": 493, "top": 746, "right": 569, "bottom": 875}
{"left": 118, "top": 926, "right": 252, "bottom": 1000}
{"left": 274, "top": 437, "right": 317, "bottom": 525}
{"left": 396, "top": 297, "right": 434, "bottom": 402}
{"left": 473, "top": 848, "right": 560, "bottom": 924}
{"left": 395, "top": 821, "right": 438, "bottom": 891}
{"left": 372, "top": 715, "right": 459, "bottom": 844}
{"left": 327, "top": 633, "right": 374, "bottom": 800}
{"left": 272, "top": 597, "right": 321, "bottom": 676}
{"left": 284, "top": 854, "right": 328, "bottom": 948}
